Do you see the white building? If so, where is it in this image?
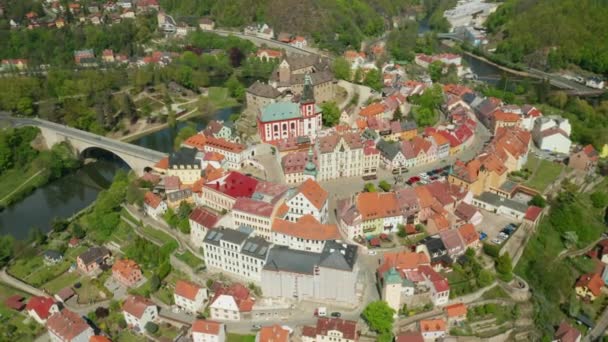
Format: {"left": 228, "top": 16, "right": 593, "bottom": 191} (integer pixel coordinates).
{"left": 122, "top": 295, "right": 158, "bottom": 333}
{"left": 167, "top": 147, "right": 201, "bottom": 185}
{"left": 317, "top": 132, "right": 379, "bottom": 181}
{"left": 203, "top": 227, "right": 270, "bottom": 282}
{"left": 189, "top": 207, "right": 220, "bottom": 248}
{"left": 283, "top": 179, "right": 329, "bottom": 223}
{"left": 232, "top": 198, "right": 276, "bottom": 240}
{"left": 46, "top": 309, "right": 94, "bottom": 342}
{"left": 174, "top": 280, "right": 208, "bottom": 314}
{"left": 262, "top": 242, "right": 359, "bottom": 303}
{"left": 143, "top": 192, "right": 167, "bottom": 220}
{"left": 26, "top": 296, "right": 59, "bottom": 324}
{"left": 532, "top": 116, "right": 572, "bottom": 154}
{"left": 271, "top": 216, "right": 341, "bottom": 253}
{"left": 192, "top": 320, "right": 226, "bottom": 342}
{"left": 586, "top": 77, "right": 604, "bottom": 89}
{"left": 209, "top": 283, "right": 254, "bottom": 322}
{"left": 471, "top": 192, "right": 529, "bottom": 221}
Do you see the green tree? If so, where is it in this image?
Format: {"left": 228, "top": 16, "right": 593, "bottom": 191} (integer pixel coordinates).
{"left": 364, "top": 183, "right": 377, "bottom": 192}
{"left": 378, "top": 180, "right": 392, "bottom": 192}
{"left": 428, "top": 60, "right": 444, "bottom": 82}
{"left": 528, "top": 194, "right": 547, "bottom": 208}
{"left": 392, "top": 106, "right": 403, "bottom": 121}
{"left": 496, "top": 253, "right": 513, "bottom": 281}
{"left": 51, "top": 218, "right": 69, "bottom": 232}
{"left": 362, "top": 301, "right": 395, "bottom": 336}
{"left": 321, "top": 101, "right": 341, "bottom": 127}
{"left": 145, "top": 322, "right": 159, "bottom": 334}
{"left": 363, "top": 69, "right": 382, "bottom": 91}
{"left": 353, "top": 68, "right": 364, "bottom": 83}
{"left": 332, "top": 57, "right": 351, "bottom": 80}
{"left": 225, "top": 74, "right": 245, "bottom": 102}
{"left": 0, "top": 235, "right": 14, "bottom": 267}
{"left": 28, "top": 228, "right": 47, "bottom": 245}
{"left": 149, "top": 274, "right": 161, "bottom": 292}
{"left": 590, "top": 191, "right": 608, "bottom": 208}
{"left": 413, "top": 107, "right": 436, "bottom": 127}
{"left": 72, "top": 224, "right": 86, "bottom": 239}
{"left": 126, "top": 182, "right": 144, "bottom": 206}
{"left": 549, "top": 91, "right": 568, "bottom": 109}
{"left": 173, "top": 125, "right": 198, "bottom": 150}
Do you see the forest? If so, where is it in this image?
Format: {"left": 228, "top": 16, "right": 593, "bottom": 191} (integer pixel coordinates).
{"left": 485, "top": 0, "right": 608, "bottom": 74}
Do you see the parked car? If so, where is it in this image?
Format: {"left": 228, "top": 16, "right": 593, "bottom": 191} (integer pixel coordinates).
{"left": 479, "top": 232, "right": 488, "bottom": 241}
{"left": 314, "top": 307, "right": 327, "bottom": 317}
{"left": 368, "top": 251, "right": 377, "bottom": 256}
{"left": 331, "top": 312, "right": 341, "bottom": 318}
{"left": 498, "top": 233, "right": 509, "bottom": 240}
{"left": 252, "top": 324, "right": 262, "bottom": 330}
{"left": 491, "top": 238, "right": 503, "bottom": 245}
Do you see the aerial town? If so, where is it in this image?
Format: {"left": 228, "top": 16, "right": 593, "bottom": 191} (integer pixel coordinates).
{"left": 0, "top": 0, "right": 607, "bottom": 342}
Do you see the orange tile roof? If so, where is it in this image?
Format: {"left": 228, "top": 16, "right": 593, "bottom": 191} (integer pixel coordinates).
{"left": 356, "top": 192, "right": 399, "bottom": 220}
{"left": 192, "top": 177, "right": 207, "bottom": 193}
{"left": 272, "top": 215, "right": 341, "bottom": 241}
{"left": 276, "top": 203, "right": 289, "bottom": 218}
{"left": 144, "top": 191, "right": 162, "bottom": 208}
{"left": 90, "top": 336, "right": 112, "bottom": 342}
{"left": 493, "top": 110, "right": 521, "bottom": 123}
{"left": 420, "top": 318, "right": 446, "bottom": 332}
{"left": 204, "top": 165, "right": 225, "bottom": 182}
{"left": 414, "top": 186, "right": 434, "bottom": 208}
{"left": 380, "top": 251, "right": 429, "bottom": 275}
{"left": 296, "top": 179, "right": 328, "bottom": 210}
{"left": 175, "top": 280, "right": 202, "bottom": 301}
{"left": 576, "top": 273, "right": 604, "bottom": 297}
{"left": 430, "top": 132, "right": 449, "bottom": 146}
{"left": 257, "top": 49, "right": 283, "bottom": 58}
{"left": 445, "top": 303, "right": 467, "bottom": 317}
{"left": 154, "top": 157, "right": 169, "bottom": 169}
{"left": 258, "top": 324, "right": 290, "bottom": 342}
{"left": 430, "top": 213, "right": 450, "bottom": 232}
{"left": 359, "top": 102, "right": 386, "bottom": 117}
{"left": 457, "top": 223, "right": 478, "bottom": 246}
{"left": 122, "top": 295, "right": 155, "bottom": 319}
{"left": 192, "top": 319, "right": 222, "bottom": 335}
{"left": 112, "top": 259, "right": 141, "bottom": 279}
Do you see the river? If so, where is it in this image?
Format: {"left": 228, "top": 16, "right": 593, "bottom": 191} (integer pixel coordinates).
{"left": 0, "top": 106, "right": 240, "bottom": 239}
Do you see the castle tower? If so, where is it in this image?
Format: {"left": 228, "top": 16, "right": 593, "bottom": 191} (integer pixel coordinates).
{"left": 278, "top": 58, "right": 291, "bottom": 84}
{"left": 303, "top": 146, "right": 317, "bottom": 181}
{"left": 300, "top": 73, "right": 315, "bottom": 117}
{"left": 382, "top": 268, "right": 403, "bottom": 317}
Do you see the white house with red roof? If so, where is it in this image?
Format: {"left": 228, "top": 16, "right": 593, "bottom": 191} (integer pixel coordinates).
{"left": 174, "top": 280, "right": 208, "bottom": 313}
{"left": 271, "top": 215, "right": 341, "bottom": 253}
{"left": 122, "top": 295, "right": 158, "bottom": 333}
{"left": 283, "top": 179, "right": 329, "bottom": 223}
{"left": 143, "top": 191, "right": 167, "bottom": 220}
{"left": 301, "top": 317, "right": 358, "bottom": 342}
{"left": 232, "top": 197, "right": 276, "bottom": 240}
{"left": 189, "top": 207, "right": 220, "bottom": 247}
{"left": 26, "top": 296, "right": 59, "bottom": 324}
{"left": 532, "top": 116, "right": 572, "bottom": 154}
{"left": 209, "top": 284, "right": 254, "bottom": 321}
{"left": 201, "top": 172, "right": 259, "bottom": 212}
{"left": 46, "top": 308, "right": 94, "bottom": 342}
{"left": 192, "top": 319, "right": 226, "bottom": 342}
{"left": 420, "top": 265, "right": 450, "bottom": 306}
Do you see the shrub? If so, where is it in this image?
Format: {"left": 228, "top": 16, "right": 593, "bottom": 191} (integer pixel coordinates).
{"left": 145, "top": 322, "right": 159, "bottom": 334}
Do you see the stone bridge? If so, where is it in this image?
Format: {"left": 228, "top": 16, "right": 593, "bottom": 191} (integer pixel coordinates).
{"left": 2, "top": 115, "right": 167, "bottom": 175}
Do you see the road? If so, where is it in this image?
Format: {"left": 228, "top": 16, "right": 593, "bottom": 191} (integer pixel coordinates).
{"left": 586, "top": 307, "right": 608, "bottom": 342}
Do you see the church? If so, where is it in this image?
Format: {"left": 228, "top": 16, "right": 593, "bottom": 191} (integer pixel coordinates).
{"left": 257, "top": 74, "right": 323, "bottom": 144}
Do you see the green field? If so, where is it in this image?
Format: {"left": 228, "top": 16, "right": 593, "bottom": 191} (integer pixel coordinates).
{"left": 524, "top": 156, "right": 564, "bottom": 191}
{"left": 140, "top": 225, "right": 176, "bottom": 245}
{"left": 0, "top": 167, "right": 46, "bottom": 207}
{"left": 175, "top": 251, "right": 204, "bottom": 269}
{"left": 227, "top": 334, "right": 256, "bottom": 342}
{"left": 42, "top": 271, "right": 81, "bottom": 294}
{"left": 207, "top": 87, "right": 239, "bottom": 109}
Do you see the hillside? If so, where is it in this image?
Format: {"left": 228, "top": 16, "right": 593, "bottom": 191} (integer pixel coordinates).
{"left": 485, "top": 0, "right": 608, "bottom": 74}
{"left": 160, "top": 0, "right": 417, "bottom": 53}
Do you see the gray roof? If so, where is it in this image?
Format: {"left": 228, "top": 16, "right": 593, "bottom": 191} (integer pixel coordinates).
{"left": 400, "top": 120, "right": 417, "bottom": 131}
{"left": 78, "top": 246, "right": 109, "bottom": 265}
{"left": 284, "top": 54, "right": 330, "bottom": 72}
{"left": 264, "top": 241, "right": 358, "bottom": 274}
{"left": 167, "top": 188, "right": 192, "bottom": 202}
{"left": 247, "top": 81, "right": 281, "bottom": 99}
{"left": 362, "top": 128, "right": 378, "bottom": 141}
{"left": 169, "top": 147, "right": 198, "bottom": 167}
{"left": 240, "top": 236, "right": 271, "bottom": 260}
{"left": 44, "top": 250, "right": 63, "bottom": 260}
{"left": 376, "top": 139, "right": 401, "bottom": 160}
{"left": 204, "top": 227, "right": 250, "bottom": 246}
{"left": 475, "top": 191, "right": 529, "bottom": 213}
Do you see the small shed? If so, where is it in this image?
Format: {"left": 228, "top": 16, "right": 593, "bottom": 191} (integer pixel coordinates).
{"left": 4, "top": 295, "right": 25, "bottom": 311}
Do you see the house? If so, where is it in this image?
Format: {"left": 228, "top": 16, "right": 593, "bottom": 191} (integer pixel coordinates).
{"left": 553, "top": 321, "right": 581, "bottom": 342}
{"left": 199, "top": 17, "right": 215, "bottom": 30}
{"left": 166, "top": 188, "right": 194, "bottom": 208}
{"left": 167, "top": 147, "right": 201, "bottom": 184}
{"left": 454, "top": 202, "right": 483, "bottom": 226}
{"left": 262, "top": 241, "right": 359, "bottom": 303}
{"left": 586, "top": 77, "right": 604, "bottom": 90}
{"left": 44, "top": 250, "right": 63, "bottom": 265}
{"left": 232, "top": 197, "right": 276, "bottom": 240}
{"left": 143, "top": 191, "right": 167, "bottom": 219}
{"left": 316, "top": 131, "right": 380, "bottom": 182}
{"left": 533, "top": 117, "right": 572, "bottom": 154}
{"left": 395, "top": 331, "right": 424, "bottom": 342}
{"left": 440, "top": 229, "right": 466, "bottom": 257}
{"left": 4, "top": 295, "right": 25, "bottom": 311}
{"left": 419, "top": 318, "right": 446, "bottom": 340}
{"left": 457, "top": 223, "right": 480, "bottom": 249}
{"left": 192, "top": 320, "right": 226, "bottom": 342}
{"left": 524, "top": 205, "right": 544, "bottom": 227}
{"left": 112, "top": 259, "right": 143, "bottom": 288}
{"left": 74, "top": 50, "right": 96, "bottom": 67}
{"left": 46, "top": 308, "right": 94, "bottom": 342}
{"left": 174, "top": 280, "right": 208, "bottom": 313}
{"left": 271, "top": 215, "right": 340, "bottom": 253}
{"left": 203, "top": 227, "right": 270, "bottom": 282}
{"left": 209, "top": 283, "right": 254, "bottom": 321}
{"left": 257, "top": 49, "right": 283, "bottom": 61}
{"left": 575, "top": 273, "right": 604, "bottom": 301}
{"left": 490, "top": 110, "right": 521, "bottom": 135}
{"left": 269, "top": 55, "right": 335, "bottom": 104}
{"left": 122, "top": 295, "right": 158, "bottom": 333}
{"left": 26, "top": 296, "right": 59, "bottom": 324}
{"left": 445, "top": 303, "right": 467, "bottom": 325}
{"left": 359, "top": 102, "right": 387, "bottom": 119}
{"left": 54, "top": 287, "right": 75, "bottom": 303}
{"left": 257, "top": 75, "right": 322, "bottom": 143}
{"left": 283, "top": 179, "right": 329, "bottom": 223}
{"left": 77, "top": 246, "right": 110, "bottom": 274}
{"left": 301, "top": 317, "right": 358, "bottom": 342}
{"left": 569, "top": 145, "right": 599, "bottom": 172}
{"left": 246, "top": 81, "right": 282, "bottom": 113}
{"left": 200, "top": 171, "right": 258, "bottom": 212}
{"left": 189, "top": 207, "right": 220, "bottom": 247}
{"left": 290, "top": 36, "right": 307, "bottom": 49}
{"left": 471, "top": 192, "right": 529, "bottom": 221}
{"left": 257, "top": 325, "right": 290, "bottom": 342}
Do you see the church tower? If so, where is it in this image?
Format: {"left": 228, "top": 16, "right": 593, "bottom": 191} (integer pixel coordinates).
{"left": 278, "top": 58, "right": 291, "bottom": 84}
{"left": 303, "top": 146, "right": 317, "bottom": 181}
{"left": 300, "top": 73, "right": 315, "bottom": 117}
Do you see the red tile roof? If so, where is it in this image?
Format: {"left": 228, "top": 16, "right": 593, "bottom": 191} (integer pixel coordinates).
{"left": 192, "top": 320, "right": 223, "bottom": 335}
{"left": 457, "top": 223, "right": 479, "bottom": 246}
{"left": 378, "top": 251, "right": 430, "bottom": 276}
{"left": 419, "top": 318, "right": 446, "bottom": 332}
{"left": 302, "top": 318, "right": 357, "bottom": 340}
{"left": 211, "top": 283, "right": 254, "bottom": 312}
{"left": 26, "top": 296, "right": 56, "bottom": 319}
{"left": 144, "top": 191, "right": 162, "bottom": 208}
{"left": 356, "top": 192, "right": 399, "bottom": 220}
{"left": 112, "top": 259, "right": 141, "bottom": 279}
{"left": 445, "top": 303, "right": 467, "bottom": 317}
{"left": 189, "top": 207, "right": 220, "bottom": 228}
{"left": 296, "top": 179, "right": 328, "bottom": 210}
{"left": 233, "top": 198, "right": 275, "bottom": 216}
{"left": 554, "top": 321, "right": 581, "bottom": 342}
{"left": 395, "top": 331, "right": 424, "bottom": 342}
{"left": 122, "top": 295, "right": 155, "bottom": 319}
{"left": 524, "top": 206, "right": 543, "bottom": 221}
{"left": 359, "top": 102, "right": 386, "bottom": 117}
{"left": 258, "top": 325, "right": 290, "bottom": 342}
{"left": 4, "top": 295, "right": 25, "bottom": 311}
{"left": 175, "top": 280, "right": 202, "bottom": 301}
{"left": 272, "top": 215, "right": 341, "bottom": 241}
{"left": 46, "top": 309, "right": 91, "bottom": 341}
{"left": 90, "top": 336, "right": 112, "bottom": 342}
{"left": 154, "top": 157, "right": 169, "bottom": 169}
{"left": 576, "top": 273, "right": 604, "bottom": 297}
{"left": 205, "top": 172, "right": 258, "bottom": 199}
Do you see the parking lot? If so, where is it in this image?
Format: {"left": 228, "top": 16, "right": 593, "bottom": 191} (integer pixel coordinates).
{"left": 476, "top": 210, "right": 518, "bottom": 247}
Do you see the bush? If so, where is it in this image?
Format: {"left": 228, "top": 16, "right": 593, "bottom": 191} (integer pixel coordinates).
{"left": 378, "top": 180, "right": 392, "bottom": 192}
{"left": 483, "top": 243, "right": 501, "bottom": 258}
{"left": 590, "top": 191, "right": 608, "bottom": 209}
{"left": 145, "top": 322, "right": 159, "bottom": 334}
{"left": 528, "top": 194, "right": 547, "bottom": 208}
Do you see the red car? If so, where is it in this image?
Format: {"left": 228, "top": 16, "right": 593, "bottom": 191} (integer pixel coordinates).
{"left": 408, "top": 176, "right": 421, "bottom": 183}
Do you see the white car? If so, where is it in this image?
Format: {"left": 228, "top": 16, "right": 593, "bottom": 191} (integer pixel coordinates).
{"left": 498, "top": 233, "right": 509, "bottom": 240}
{"left": 368, "top": 251, "right": 377, "bottom": 256}
{"left": 419, "top": 173, "right": 429, "bottom": 179}
{"left": 491, "top": 238, "right": 503, "bottom": 245}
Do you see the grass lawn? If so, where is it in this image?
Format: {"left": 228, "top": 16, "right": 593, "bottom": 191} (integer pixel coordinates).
{"left": 524, "top": 157, "right": 564, "bottom": 191}
{"left": 0, "top": 166, "right": 46, "bottom": 206}
{"left": 157, "top": 323, "right": 180, "bottom": 339}
{"left": 74, "top": 277, "right": 111, "bottom": 304}
{"left": 175, "top": 250, "right": 204, "bottom": 269}
{"left": 524, "top": 154, "right": 541, "bottom": 171}
{"left": 120, "top": 208, "right": 139, "bottom": 225}
{"left": 155, "top": 286, "right": 174, "bottom": 305}
{"left": 227, "top": 334, "right": 256, "bottom": 342}
{"left": 140, "top": 225, "right": 175, "bottom": 245}
{"left": 111, "top": 220, "right": 135, "bottom": 245}
{"left": 42, "top": 271, "right": 81, "bottom": 294}
{"left": 116, "top": 330, "right": 146, "bottom": 342}
{"left": 8, "top": 255, "right": 71, "bottom": 287}
{"left": 207, "top": 87, "right": 239, "bottom": 108}
{"left": 0, "top": 284, "right": 43, "bottom": 341}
